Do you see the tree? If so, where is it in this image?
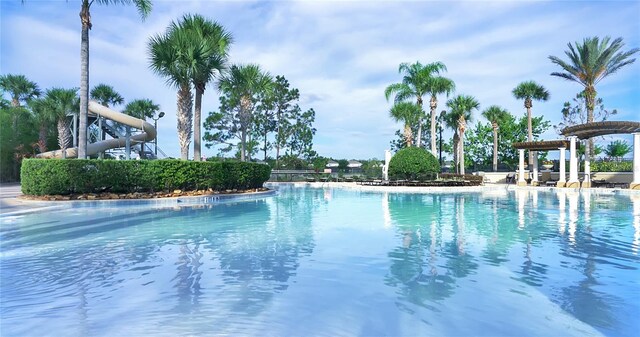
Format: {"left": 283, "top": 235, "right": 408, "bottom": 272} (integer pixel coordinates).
{"left": 425, "top": 70, "right": 455, "bottom": 155}
{"left": 90, "top": 83, "right": 123, "bottom": 107}
{"left": 149, "top": 20, "right": 194, "bottom": 160}
{"left": 205, "top": 64, "right": 273, "bottom": 161}
{"left": 171, "top": 14, "right": 233, "bottom": 162}
{"left": 512, "top": 80, "right": 549, "bottom": 167}
{"left": 384, "top": 61, "right": 448, "bottom": 148}
{"left": 555, "top": 91, "right": 618, "bottom": 134}
{"left": 389, "top": 102, "right": 421, "bottom": 147}
{"left": 481, "top": 105, "right": 510, "bottom": 172}
{"left": 604, "top": 140, "right": 631, "bottom": 161}
{"left": 74, "top": 0, "right": 152, "bottom": 159}
{"left": 123, "top": 98, "right": 160, "bottom": 120}
{"left": 286, "top": 108, "right": 316, "bottom": 159}
{"left": 27, "top": 98, "right": 55, "bottom": 154}
{"left": 45, "top": 88, "right": 79, "bottom": 158}
{"left": 0, "top": 74, "right": 41, "bottom": 107}
{"left": 446, "top": 95, "right": 479, "bottom": 174}
{"left": 549, "top": 36, "right": 638, "bottom": 161}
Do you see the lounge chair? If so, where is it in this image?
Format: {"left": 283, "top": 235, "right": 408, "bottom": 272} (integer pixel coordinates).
{"left": 505, "top": 173, "right": 516, "bottom": 184}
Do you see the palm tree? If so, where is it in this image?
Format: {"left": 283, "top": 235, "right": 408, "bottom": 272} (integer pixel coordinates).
{"left": 389, "top": 102, "right": 421, "bottom": 148}
{"left": 149, "top": 24, "right": 195, "bottom": 160}
{"left": 90, "top": 84, "right": 124, "bottom": 107}
{"left": 426, "top": 75, "right": 455, "bottom": 156}
{"left": 384, "top": 61, "right": 448, "bottom": 148}
{"left": 27, "top": 98, "right": 55, "bottom": 154}
{"left": 172, "top": 14, "right": 233, "bottom": 162}
{"left": 218, "top": 64, "right": 273, "bottom": 162}
{"left": 123, "top": 98, "right": 160, "bottom": 120}
{"left": 446, "top": 95, "right": 480, "bottom": 175}
{"left": 76, "top": 0, "right": 151, "bottom": 159}
{"left": 512, "top": 81, "right": 549, "bottom": 168}
{"left": 482, "top": 105, "right": 510, "bottom": 172}
{"left": 549, "top": 36, "right": 638, "bottom": 161}
{"left": 45, "top": 88, "right": 79, "bottom": 158}
{"left": 0, "top": 74, "right": 41, "bottom": 107}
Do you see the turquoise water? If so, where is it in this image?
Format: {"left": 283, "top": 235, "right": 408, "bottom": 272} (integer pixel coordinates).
{"left": 1, "top": 186, "right": 639, "bottom": 336}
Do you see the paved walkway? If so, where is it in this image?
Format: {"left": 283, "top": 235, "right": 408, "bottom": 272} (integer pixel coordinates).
{"left": 0, "top": 183, "right": 45, "bottom": 215}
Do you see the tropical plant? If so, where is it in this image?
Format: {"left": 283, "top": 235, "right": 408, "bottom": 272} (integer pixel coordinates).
{"left": 549, "top": 36, "right": 638, "bottom": 161}
{"left": 388, "top": 147, "right": 440, "bottom": 180}
{"left": 555, "top": 91, "right": 617, "bottom": 134}
{"left": 123, "top": 98, "right": 159, "bottom": 120}
{"left": 72, "top": 0, "right": 152, "bottom": 159}
{"left": 384, "top": 61, "right": 449, "bottom": 148}
{"left": 27, "top": 98, "right": 55, "bottom": 154}
{"left": 604, "top": 140, "right": 631, "bottom": 161}
{"left": 389, "top": 101, "right": 421, "bottom": 148}
{"left": 45, "top": 88, "right": 79, "bottom": 158}
{"left": 446, "top": 95, "right": 479, "bottom": 174}
{"left": 0, "top": 74, "right": 41, "bottom": 107}
{"left": 512, "top": 80, "right": 549, "bottom": 167}
{"left": 90, "top": 83, "right": 124, "bottom": 107}
{"left": 481, "top": 105, "right": 510, "bottom": 172}
{"left": 149, "top": 20, "right": 194, "bottom": 160}
{"left": 205, "top": 64, "right": 273, "bottom": 162}
{"left": 169, "top": 14, "right": 233, "bottom": 162}
{"left": 425, "top": 69, "right": 455, "bottom": 155}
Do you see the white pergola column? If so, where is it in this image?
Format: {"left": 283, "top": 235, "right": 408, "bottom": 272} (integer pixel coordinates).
{"left": 583, "top": 144, "right": 591, "bottom": 188}
{"left": 531, "top": 150, "right": 539, "bottom": 186}
{"left": 567, "top": 136, "right": 579, "bottom": 188}
{"left": 518, "top": 149, "right": 527, "bottom": 186}
{"left": 632, "top": 133, "right": 640, "bottom": 190}
{"left": 557, "top": 147, "right": 566, "bottom": 187}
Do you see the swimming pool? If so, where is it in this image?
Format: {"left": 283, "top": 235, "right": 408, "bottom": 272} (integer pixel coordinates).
{"left": 1, "top": 185, "right": 638, "bottom": 336}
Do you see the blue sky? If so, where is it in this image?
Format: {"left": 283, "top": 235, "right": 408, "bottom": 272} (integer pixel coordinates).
{"left": 2, "top": 0, "right": 639, "bottom": 160}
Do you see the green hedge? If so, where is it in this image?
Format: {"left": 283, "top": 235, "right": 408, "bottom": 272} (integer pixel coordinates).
{"left": 439, "top": 173, "right": 484, "bottom": 184}
{"left": 388, "top": 147, "right": 440, "bottom": 180}
{"left": 20, "top": 159, "right": 271, "bottom": 196}
{"left": 589, "top": 161, "right": 632, "bottom": 172}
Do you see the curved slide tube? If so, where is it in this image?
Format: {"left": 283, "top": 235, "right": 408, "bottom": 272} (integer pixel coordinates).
{"left": 37, "top": 101, "right": 157, "bottom": 159}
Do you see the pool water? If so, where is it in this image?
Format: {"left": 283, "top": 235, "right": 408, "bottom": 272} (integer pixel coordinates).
{"left": 1, "top": 186, "right": 639, "bottom": 336}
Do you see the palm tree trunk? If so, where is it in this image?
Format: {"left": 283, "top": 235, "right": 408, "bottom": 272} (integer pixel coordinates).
{"left": 240, "top": 128, "right": 246, "bottom": 162}
{"left": 492, "top": 125, "right": 498, "bottom": 172}
{"left": 459, "top": 128, "right": 465, "bottom": 175}
{"left": 177, "top": 85, "right": 193, "bottom": 160}
{"left": 58, "top": 119, "right": 71, "bottom": 159}
{"left": 38, "top": 125, "right": 48, "bottom": 153}
{"left": 430, "top": 96, "right": 437, "bottom": 155}
{"left": 453, "top": 132, "right": 459, "bottom": 174}
{"left": 404, "top": 123, "right": 413, "bottom": 147}
{"left": 526, "top": 106, "right": 532, "bottom": 169}
{"left": 78, "top": 1, "right": 91, "bottom": 159}
{"left": 416, "top": 99, "right": 423, "bottom": 148}
{"left": 264, "top": 132, "right": 268, "bottom": 161}
{"left": 193, "top": 85, "right": 203, "bottom": 161}
{"left": 585, "top": 86, "right": 596, "bottom": 161}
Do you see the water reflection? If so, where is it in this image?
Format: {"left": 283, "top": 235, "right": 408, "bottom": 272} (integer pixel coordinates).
{"left": 633, "top": 195, "right": 640, "bottom": 255}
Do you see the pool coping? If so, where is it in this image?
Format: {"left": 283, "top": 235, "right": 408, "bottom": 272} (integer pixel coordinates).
{"left": 266, "top": 181, "right": 640, "bottom": 196}
{"left": 0, "top": 189, "right": 276, "bottom": 217}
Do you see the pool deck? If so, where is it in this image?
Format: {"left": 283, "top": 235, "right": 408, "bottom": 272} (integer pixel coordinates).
{"left": 2, "top": 182, "right": 638, "bottom": 216}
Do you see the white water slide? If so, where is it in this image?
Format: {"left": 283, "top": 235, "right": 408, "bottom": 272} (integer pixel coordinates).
{"left": 37, "top": 101, "right": 157, "bottom": 159}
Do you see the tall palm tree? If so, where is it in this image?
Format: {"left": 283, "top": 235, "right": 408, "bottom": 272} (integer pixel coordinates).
{"left": 389, "top": 102, "right": 421, "bottom": 148}
{"left": 426, "top": 75, "right": 455, "bottom": 156}
{"left": 149, "top": 24, "right": 196, "bottom": 160}
{"left": 384, "top": 61, "right": 447, "bottom": 148}
{"left": 90, "top": 84, "right": 124, "bottom": 107}
{"left": 482, "top": 105, "right": 510, "bottom": 172}
{"left": 549, "top": 36, "right": 638, "bottom": 160}
{"left": 172, "top": 14, "right": 233, "bottom": 162}
{"left": 45, "top": 88, "right": 79, "bottom": 158}
{"left": 512, "top": 81, "right": 549, "bottom": 167}
{"left": 0, "top": 74, "right": 41, "bottom": 107}
{"left": 76, "top": 0, "right": 151, "bottom": 159}
{"left": 446, "top": 95, "right": 479, "bottom": 175}
{"left": 218, "top": 64, "right": 273, "bottom": 162}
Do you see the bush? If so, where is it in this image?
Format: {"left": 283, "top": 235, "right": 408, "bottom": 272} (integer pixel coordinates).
{"left": 589, "top": 160, "right": 632, "bottom": 172}
{"left": 439, "top": 173, "right": 483, "bottom": 185}
{"left": 20, "top": 159, "right": 271, "bottom": 196}
{"left": 388, "top": 147, "right": 440, "bottom": 180}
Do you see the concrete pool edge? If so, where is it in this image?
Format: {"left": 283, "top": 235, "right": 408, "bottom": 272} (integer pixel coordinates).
{"left": 266, "top": 181, "right": 640, "bottom": 195}
{"left": 0, "top": 189, "right": 276, "bottom": 217}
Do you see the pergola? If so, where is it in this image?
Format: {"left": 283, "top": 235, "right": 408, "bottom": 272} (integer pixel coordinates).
{"left": 561, "top": 121, "right": 640, "bottom": 190}
{"left": 512, "top": 140, "right": 571, "bottom": 187}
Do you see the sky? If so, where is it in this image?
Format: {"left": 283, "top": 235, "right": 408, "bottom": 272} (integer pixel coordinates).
{"left": 1, "top": 0, "right": 639, "bottom": 161}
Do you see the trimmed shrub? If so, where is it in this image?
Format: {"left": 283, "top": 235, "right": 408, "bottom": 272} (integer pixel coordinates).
{"left": 388, "top": 147, "right": 440, "bottom": 180}
{"left": 589, "top": 161, "right": 632, "bottom": 172}
{"left": 20, "top": 159, "right": 271, "bottom": 196}
{"left": 439, "top": 173, "right": 483, "bottom": 185}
